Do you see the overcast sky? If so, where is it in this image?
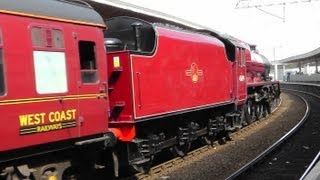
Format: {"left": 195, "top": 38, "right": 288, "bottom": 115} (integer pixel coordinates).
{"left": 120, "top": 0, "right": 320, "bottom": 61}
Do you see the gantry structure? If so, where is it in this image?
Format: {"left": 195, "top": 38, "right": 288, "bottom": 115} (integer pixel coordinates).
{"left": 235, "top": 0, "right": 319, "bottom": 22}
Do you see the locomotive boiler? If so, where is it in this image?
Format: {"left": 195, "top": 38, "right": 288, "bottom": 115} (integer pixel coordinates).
{"left": 246, "top": 45, "right": 272, "bottom": 83}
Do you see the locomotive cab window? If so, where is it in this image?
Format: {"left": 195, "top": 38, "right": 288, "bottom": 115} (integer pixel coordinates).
{"left": 78, "top": 41, "right": 98, "bottom": 83}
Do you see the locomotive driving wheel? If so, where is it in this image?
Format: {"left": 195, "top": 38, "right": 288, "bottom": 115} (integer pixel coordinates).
{"left": 131, "top": 156, "right": 154, "bottom": 173}
{"left": 62, "top": 167, "right": 79, "bottom": 180}
{"left": 266, "top": 101, "right": 272, "bottom": 114}
{"left": 275, "top": 96, "right": 281, "bottom": 107}
{"left": 255, "top": 104, "right": 264, "bottom": 120}
{"left": 171, "top": 143, "right": 191, "bottom": 157}
{"left": 203, "top": 118, "right": 219, "bottom": 145}
{"left": 203, "top": 135, "right": 215, "bottom": 145}
{"left": 244, "top": 99, "right": 255, "bottom": 124}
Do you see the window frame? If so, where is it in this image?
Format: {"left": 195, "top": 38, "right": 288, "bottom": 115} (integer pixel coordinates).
{"left": 237, "top": 47, "right": 246, "bottom": 67}
{"left": 30, "top": 25, "right": 68, "bottom": 95}
{"left": 33, "top": 51, "right": 68, "bottom": 94}
{"left": 30, "top": 25, "right": 65, "bottom": 52}
{"left": 0, "top": 29, "right": 6, "bottom": 96}
{"left": 78, "top": 40, "right": 99, "bottom": 84}
{"left": 240, "top": 48, "right": 246, "bottom": 67}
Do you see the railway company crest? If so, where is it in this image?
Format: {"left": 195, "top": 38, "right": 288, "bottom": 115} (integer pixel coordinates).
{"left": 185, "top": 63, "right": 203, "bottom": 83}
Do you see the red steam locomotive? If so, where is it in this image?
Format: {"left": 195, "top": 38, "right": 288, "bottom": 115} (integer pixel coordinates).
{"left": 0, "top": 0, "right": 280, "bottom": 179}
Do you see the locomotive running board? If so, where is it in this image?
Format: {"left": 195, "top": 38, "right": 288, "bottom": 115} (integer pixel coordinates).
{"left": 135, "top": 101, "right": 234, "bottom": 123}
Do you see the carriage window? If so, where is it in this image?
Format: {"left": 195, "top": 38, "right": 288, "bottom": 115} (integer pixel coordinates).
{"left": 31, "top": 27, "right": 43, "bottom": 47}
{"left": 45, "top": 29, "right": 53, "bottom": 47}
{"left": 78, "top": 41, "right": 98, "bottom": 83}
{"left": 31, "top": 27, "right": 64, "bottom": 49}
{"left": 33, "top": 51, "right": 67, "bottom": 94}
{"left": 0, "top": 48, "right": 5, "bottom": 96}
{"left": 31, "top": 26, "right": 67, "bottom": 94}
{"left": 53, "top": 29, "right": 64, "bottom": 48}
{"left": 0, "top": 30, "right": 5, "bottom": 96}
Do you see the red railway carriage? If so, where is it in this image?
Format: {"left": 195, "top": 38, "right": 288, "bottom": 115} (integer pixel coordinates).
{"left": 0, "top": 0, "right": 113, "bottom": 179}
{"left": 104, "top": 17, "right": 249, "bottom": 171}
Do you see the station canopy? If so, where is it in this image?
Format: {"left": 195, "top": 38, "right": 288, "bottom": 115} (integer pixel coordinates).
{"left": 82, "top": 0, "right": 230, "bottom": 39}
{"left": 274, "top": 47, "right": 320, "bottom": 64}
{"left": 82, "top": 0, "right": 239, "bottom": 61}
{"left": 84, "top": 0, "right": 204, "bottom": 30}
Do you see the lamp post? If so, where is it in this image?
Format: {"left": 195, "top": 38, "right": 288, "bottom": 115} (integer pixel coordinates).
{"left": 273, "top": 46, "right": 282, "bottom": 81}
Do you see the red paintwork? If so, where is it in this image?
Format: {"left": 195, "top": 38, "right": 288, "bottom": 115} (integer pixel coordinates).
{"left": 109, "top": 127, "right": 135, "bottom": 142}
{"left": 131, "top": 27, "right": 234, "bottom": 119}
{"left": 107, "top": 51, "right": 136, "bottom": 141}
{"left": 247, "top": 81, "right": 280, "bottom": 87}
{"left": 246, "top": 51, "right": 267, "bottom": 83}
{"left": 0, "top": 13, "right": 109, "bottom": 152}
{"left": 106, "top": 26, "right": 239, "bottom": 136}
{"left": 235, "top": 48, "right": 247, "bottom": 105}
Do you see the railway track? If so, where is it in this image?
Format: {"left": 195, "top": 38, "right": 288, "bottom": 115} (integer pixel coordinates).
{"left": 227, "top": 87, "right": 320, "bottom": 180}
{"left": 122, "top": 99, "right": 283, "bottom": 180}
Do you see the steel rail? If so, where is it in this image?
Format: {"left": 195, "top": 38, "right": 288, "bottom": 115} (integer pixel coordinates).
{"left": 226, "top": 89, "right": 310, "bottom": 180}
{"left": 284, "top": 86, "right": 320, "bottom": 180}
{"left": 300, "top": 150, "right": 320, "bottom": 180}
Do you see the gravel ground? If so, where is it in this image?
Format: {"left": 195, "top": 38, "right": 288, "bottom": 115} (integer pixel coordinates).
{"left": 163, "top": 93, "right": 306, "bottom": 180}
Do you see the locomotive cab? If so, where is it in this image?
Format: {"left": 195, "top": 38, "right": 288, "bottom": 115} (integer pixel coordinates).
{"left": 104, "top": 16, "right": 156, "bottom": 54}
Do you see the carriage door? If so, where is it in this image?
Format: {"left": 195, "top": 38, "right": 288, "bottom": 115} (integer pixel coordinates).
{"left": 235, "top": 47, "right": 247, "bottom": 103}
{"left": 75, "top": 28, "right": 108, "bottom": 137}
